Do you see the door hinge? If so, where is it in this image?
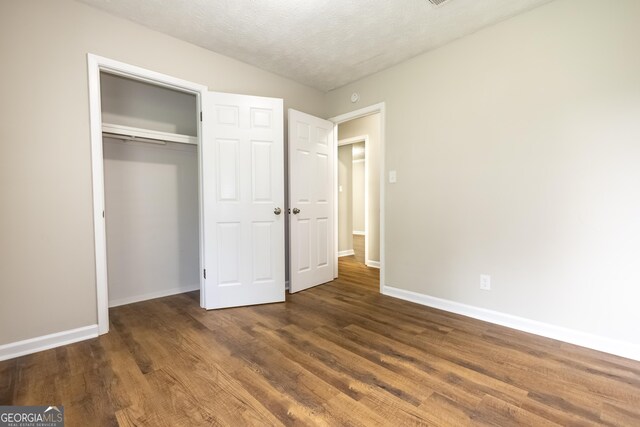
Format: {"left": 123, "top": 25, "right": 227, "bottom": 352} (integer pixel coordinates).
{"left": 203, "top": 269, "right": 206, "bottom": 279}
{"left": 200, "top": 111, "right": 203, "bottom": 122}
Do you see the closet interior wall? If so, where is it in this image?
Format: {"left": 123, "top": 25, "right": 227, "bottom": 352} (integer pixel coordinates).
{"left": 100, "top": 73, "right": 200, "bottom": 307}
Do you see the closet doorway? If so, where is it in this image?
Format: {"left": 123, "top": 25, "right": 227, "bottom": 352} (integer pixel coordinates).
{"left": 88, "top": 55, "right": 208, "bottom": 334}
{"left": 88, "top": 55, "right": 286, "bottom": 335}
{"left": 101, "top": 73, "right": 200, "bottom": 309}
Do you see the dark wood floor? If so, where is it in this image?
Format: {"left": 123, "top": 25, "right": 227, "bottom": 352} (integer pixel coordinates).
{"left": 2, "top": 257, "right": 640, "bottom": 426}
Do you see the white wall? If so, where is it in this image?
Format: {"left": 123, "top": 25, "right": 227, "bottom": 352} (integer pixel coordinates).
{"left": 338, "top": 145, "right": 353, "bottom": 252}
{"left": 103, "top": 138, "right": 199, "bottom": 306}
{"left": 0, "top": 0, "right": 325, "bottom": 346}
{"left": 326, "top": 0, "right": 640, "bottom": 347}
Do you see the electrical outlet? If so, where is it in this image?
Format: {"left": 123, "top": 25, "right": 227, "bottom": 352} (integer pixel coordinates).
{"left": 480, "top": 274, "right": 491, "bottom": 291}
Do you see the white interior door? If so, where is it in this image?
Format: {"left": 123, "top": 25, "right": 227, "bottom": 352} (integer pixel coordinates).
{"left": 201, "top": 92, "right": 285, "bottom": 309}
{"left": 288, "top": 109, "right": 335, "bottom": 293}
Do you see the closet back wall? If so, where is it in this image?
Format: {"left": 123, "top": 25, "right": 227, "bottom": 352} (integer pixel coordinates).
{"left": 103, "top": 139, "right": 199, "bottom": 306}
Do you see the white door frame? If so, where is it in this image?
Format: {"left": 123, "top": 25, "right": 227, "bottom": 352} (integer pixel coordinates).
{"left": 337, "top": 135, "right": 370, "bottom": 266}
{"left": 87, "top": 54, "right": 208, "bottom": 335}
{"left": 330, "top": 102, "right": 386, "bottom": 292}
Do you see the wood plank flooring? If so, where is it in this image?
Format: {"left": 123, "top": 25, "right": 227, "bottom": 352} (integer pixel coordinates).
{"left": 2, "top": 256, "right": 640, "bottom": 426}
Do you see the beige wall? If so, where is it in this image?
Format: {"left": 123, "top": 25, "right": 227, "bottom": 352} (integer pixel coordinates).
{"left": 337, "top": 145, "right": 353, "bottom": 253}
{"left": 0, "top": 0, "right": 325, "bottom": 345}
{"left": 326, "top": 0, "right": 640, "bottom": 345}
{"left": 338, "top": 115, "right": 381, "bottom": 263}
{"left": 352, "top": 143, "right": 365, "bottom": 233}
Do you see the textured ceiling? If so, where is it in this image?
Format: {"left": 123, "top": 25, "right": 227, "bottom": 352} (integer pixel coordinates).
{"left": 78, "top": 0, "right": 553, "bottom": 91}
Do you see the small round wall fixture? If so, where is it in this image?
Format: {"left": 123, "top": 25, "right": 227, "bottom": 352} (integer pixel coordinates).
{"left": 350, "top": 92, "right": 360, "bottom": 103}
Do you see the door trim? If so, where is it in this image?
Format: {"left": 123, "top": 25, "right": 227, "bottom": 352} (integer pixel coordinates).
{"left": 87, "top": 54, "right": 208, "bottom": 335}
{"left": 337, "top": 135, "right": 370, "bottom": 268}
{"left": 329, "top": 103, "right": 386, "bottom": 293}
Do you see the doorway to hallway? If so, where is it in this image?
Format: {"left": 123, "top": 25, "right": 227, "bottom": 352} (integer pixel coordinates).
{"left": 335, "top": 111, "right": 381, "bottom": 284}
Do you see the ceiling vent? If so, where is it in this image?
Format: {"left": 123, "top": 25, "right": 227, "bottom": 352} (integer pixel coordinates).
{"left": 427, "top": 0, "right": 451, "bottom": 6}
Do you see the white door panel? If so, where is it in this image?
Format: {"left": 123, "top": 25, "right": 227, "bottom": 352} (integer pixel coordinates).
{"left": 289, "top": 109, "right": 335, "bottom": 293}
{"left": 202, "top": 92, "right": 285, "bottom": 309}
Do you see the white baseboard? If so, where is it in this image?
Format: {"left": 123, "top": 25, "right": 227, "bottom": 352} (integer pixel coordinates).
{"left": 352, "top": 231, "right": 365, "bottom": 236}
{"left": 366, "top": 260, "right": 380, "bottom": 269}
{"left": 338, "top": 249, "right": 355, "bottom": 257}
{"left": 109, "top": 284, "right": 200, "bottom": 308}
{"left": 382, "top": 285, "right": 640, "bottom": 362}
{"left": 0, "top": 325, "right": 99, "bottom": 362}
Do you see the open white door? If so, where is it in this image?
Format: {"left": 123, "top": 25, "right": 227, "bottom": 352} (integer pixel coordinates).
{"left": 201, "top": 92, "right": 285, "bottom": 309}
{"left": 288, "top": 109, "right": 335, "bottom": 293}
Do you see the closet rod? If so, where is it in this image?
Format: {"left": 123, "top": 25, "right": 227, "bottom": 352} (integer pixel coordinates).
{"left": 103, "top": 132, "right": 167, "bottom": 145}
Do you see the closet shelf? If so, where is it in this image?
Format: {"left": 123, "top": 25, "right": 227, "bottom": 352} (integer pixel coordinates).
{"left": 102, "top": 123, "right": 197, "bottom": 145}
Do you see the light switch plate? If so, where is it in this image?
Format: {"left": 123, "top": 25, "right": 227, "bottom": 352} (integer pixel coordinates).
{"left": 389, "top": 170, "right": 397, "bottom": 183}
